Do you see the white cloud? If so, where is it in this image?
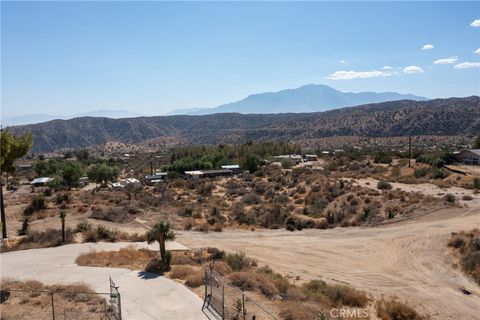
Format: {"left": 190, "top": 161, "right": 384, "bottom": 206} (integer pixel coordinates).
{"left": 326, "top": 70, "right": 392, "bottom": 80}
{"left": 403, "top": 66, "right": 424, "bottom": 74}
{"left": 471, "top": 19, "right": 480, "bottom": 27}
{"left": 382, "top": 66, "right": 394, "bottom": 70}
{"left": 454, "top": 61, "right": 480, "bottom": 69}
{"left": 433, "top": 56, "right": 458, "bottom": 65}
{"left": 339, "top": 60, "right": 347, "bottom": 64}
{"left": 422, "top": 44, "right": 434, "bottom": 50}
{"left": 474, "top": 48, "right": 480, "bottom": 55}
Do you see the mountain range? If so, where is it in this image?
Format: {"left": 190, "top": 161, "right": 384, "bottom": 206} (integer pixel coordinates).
{"left": 10, "top": 96, "right": 479, "bottom": 153}
{"left": 2, "top": 109, "right": 143, "bottom": 126}
{"left": 167, "top": 84, "right": 428, "bottom": 115}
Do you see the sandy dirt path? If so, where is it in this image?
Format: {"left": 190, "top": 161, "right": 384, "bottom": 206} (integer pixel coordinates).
{"left": 177, "top": 206, "right": 480, "bottom": 319}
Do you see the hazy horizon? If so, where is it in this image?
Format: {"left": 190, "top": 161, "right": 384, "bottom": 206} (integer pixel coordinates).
{"left": 2, "top": 1, "right": 479, "bottom": 118}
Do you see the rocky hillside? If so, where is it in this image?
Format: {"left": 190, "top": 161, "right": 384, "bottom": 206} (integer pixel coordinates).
{"left": 11, "top": 96, "right": 480, "bottom": 153}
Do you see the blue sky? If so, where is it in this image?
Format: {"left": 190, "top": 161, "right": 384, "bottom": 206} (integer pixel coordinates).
{"left": 1, "top": 1, "right": 479, "bottom": 118}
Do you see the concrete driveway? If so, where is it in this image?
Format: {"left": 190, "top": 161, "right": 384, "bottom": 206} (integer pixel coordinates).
{"left": 0, "top": 241, "right": 207, "bottom": 320}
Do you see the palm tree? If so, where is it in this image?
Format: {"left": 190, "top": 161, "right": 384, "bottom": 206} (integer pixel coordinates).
{"left": 146, "top": 220, "right": 175, "bottom": 264}
{"left": 59, "top": 210, "right": 66, "bottom": 242}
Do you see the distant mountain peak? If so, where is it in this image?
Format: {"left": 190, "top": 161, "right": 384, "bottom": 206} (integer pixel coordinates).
{"left": 168, "top": 84, "right": 428, "bottom": 115}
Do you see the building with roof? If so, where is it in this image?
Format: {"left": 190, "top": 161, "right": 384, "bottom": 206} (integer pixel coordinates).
{"left": 220, "top": 165, "right": 241, "bottom": 174}
{"left": 30, "top": 177, "right": 54, "bottom": 186}
{"left": 305, "top": 154, "right": 318, "bottom": 161}
{"left": 456, "top": 149, "right": 480, "bottom": 165}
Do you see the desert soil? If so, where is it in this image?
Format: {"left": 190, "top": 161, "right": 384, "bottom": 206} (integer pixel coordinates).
{"left": 177, "top": 203, "right": 480, "bottom": 319}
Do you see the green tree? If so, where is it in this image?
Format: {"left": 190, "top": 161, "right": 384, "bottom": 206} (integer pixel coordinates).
{"left": 242, "top": 153, "right": 259, "bottom": 173}
{"left": 87, "top": 163, "right": 120, "bottom": 186}
{"left": 74, "top": 149, "right": 89, "bottom": 162}
{"left": 146, "top": 221, "right": 175, "bottom": 264}
{"left": 0, "top": 129, "right": 33, "bottom": 238}
{"left": 473, "top": 136, "right": 480, "bottom": 149}
{"left": 59, "top": 210, "right": 66, "bottom": 242}
{"left": 62, "top": 162, "right": 83, "bottom": 186}
{"left": 0, "top": 129, "right": 33, "bottom": 176}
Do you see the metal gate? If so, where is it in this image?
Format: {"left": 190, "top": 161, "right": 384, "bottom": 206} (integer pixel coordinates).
{"left": 202, "top": 269, "right": 279, "bottom": 320}
{"left": 109, "top": 277, "right": 122, "bottom": 320}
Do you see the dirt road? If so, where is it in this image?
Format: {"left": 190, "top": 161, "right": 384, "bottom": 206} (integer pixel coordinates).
{"left": 177, "top": 205, "right": 480, "bottom": 319}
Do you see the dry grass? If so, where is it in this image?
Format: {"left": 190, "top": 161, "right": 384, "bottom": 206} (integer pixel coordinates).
{"left": 75, "top": 246, "right": 156, "bottom": 270}
{"left": 448, "top": 229, "right": 480, "bottom": 284}
{"left": 169, "top": 265, "right": 196, "bottom": 279}
{"left": 1, "top": 229, "right": 74, "bottom": 252}
{"left": 376, "top": 299, "right": 424, "bottom": 320}
{"left": 184, "top": 270, "right": 205, "bottom": 288}
{"left": 0, "top": 280, "right": 111, "bottom": 320}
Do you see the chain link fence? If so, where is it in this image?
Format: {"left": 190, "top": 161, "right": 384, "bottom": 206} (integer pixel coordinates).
{"left": 0, "top": 278, "right": 121, "bottom": 320}
{"left": 203, "top": 269, "right": 279, "bottom": 320}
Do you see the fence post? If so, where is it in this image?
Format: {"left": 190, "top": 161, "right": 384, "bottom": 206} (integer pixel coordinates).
{"left": 117, "top": 292, "right": 122, "bottom": 320}
{"left": 222, "top": 284, "right": 225, "bottom": 320}
{"left": 242, "top": 293, "right": 246, "bottom": 320}
{"left": 51, "top": 292, "right": 55, "bottom": 320}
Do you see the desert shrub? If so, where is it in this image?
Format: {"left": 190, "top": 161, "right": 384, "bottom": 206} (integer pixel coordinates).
{"left": 279, "top": 302, "right": 323, "bottom": 320}
{"left": 414, "top": 168, "right": 429, "bottom": 178}
{"left": 3, "top": 229, "right": 74, "bottom": 252}
{"left": 83, "top": 230, "right": 97, "bottom": 242}
{"left": 462, "top": 252, "right": 480, "bottom": 272}
{"left": 95, "top": 225, "right": 118, "bottom": 242}
{"left": 430, "top": 168, "right": 449, "bottom": 179}
{"left": 185, "top": 270, "right": 205, "bottom": 288}
{"left": 31, "top": 195, "right": 46, "bottom": 211}
{"left": 322, "top": 284, "right": 368, "bottom": 307}
{"left": 172, "top": 252, "right": 196, "bottom": 265}
{"left": 241, "top": 193, "right": 261, "bottom": 205}
{"left": 444, "top": 194, "right": 456, "bottom": 203}
{"left": 206, "top": 247, "right": 226, "bottom": 260}
{"left": 224, "top": 252, "right": 253, "bottom": 271}
{"left": 377, "top": 180, "right": 392, "bottom": 190}
{"left": 179, "top": 207, "right": 193, "bottom": 217}
{"left": 448, "top": 234, "right": 466, "bottom": 249}
{"left": 76, "top": 219, "right": 92, "bottom": 232}
{"left": 208, "top": 261, "right": 232, "bottom": 276}
{"left": 227, "top": 272, "right": 258, "bottom": 291}
{"left": 474, "top": 178, "right": 480, "bottom": 190}
{"left": 55, "top": 193, "right": 70, "bottom": 205}
{"left": 281, "top": 159, "right": 294, "bottom": 169}
{"left": 376, "top": 299, "right": 423, "bottom": 320}
{"left": 169, "top": 265, "right": 196, "bottom": 279}
{"left": 462, "top": 195, "right": 473, "bottom": 201}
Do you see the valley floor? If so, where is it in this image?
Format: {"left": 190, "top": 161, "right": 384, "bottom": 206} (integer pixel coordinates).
{"left": 177, "top": 204, "right": 480, "bottom": 320}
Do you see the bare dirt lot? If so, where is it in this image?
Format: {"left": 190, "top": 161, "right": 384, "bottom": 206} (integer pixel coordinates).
{"left": 177, "top": 204, "right": 480, "bottom": 320}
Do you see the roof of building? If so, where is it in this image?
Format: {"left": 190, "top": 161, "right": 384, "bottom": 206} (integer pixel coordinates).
{"left": 221, "top": 165, "right": 240, "bottom": 169}
{"left": 30, "top": 177, "right": 53, "bottom": 185}
{"left": 305, "top": 154, "right": 318, "bottom": 157}
{"left": 458, "top": 149, "right": 480, "bottom": 156}
{"left": 201, "top": 169, "right": 232, "bottom": 174}
{"left": 184, "top": 170, "right": 204, "bottom": 175}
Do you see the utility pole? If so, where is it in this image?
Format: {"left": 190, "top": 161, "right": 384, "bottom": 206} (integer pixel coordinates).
{"left": 408, "top": 135, "right": 412, "bottom": 167}
{"left": 150, "top": 161, "right": 153, "bottom": 175}
{"left": 0, "top": 183, "right": 6, "bottom": 239}
{"left": 0, "top": 125, "right": 6, "bottom": 239}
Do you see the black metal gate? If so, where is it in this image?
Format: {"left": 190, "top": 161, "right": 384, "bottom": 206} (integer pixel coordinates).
{"left": 109, "top": 277, "right": 122, "bottom": 320}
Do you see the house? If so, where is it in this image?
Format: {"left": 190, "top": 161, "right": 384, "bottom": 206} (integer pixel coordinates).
{"left": 30, "top": 177, "right": 54, "bottom": 186}
{"left": 201, "top": 169, "right": 233, "bottom": 178}
{"left": 184, "top": 170, "right": 204, "bottom": 180}
{"left": 456, "top": 149, "right": 480, "bottom": 165}
{"left": 17, "top": 164, "right": 32, "bottom": 171}
{"left": 274, "top": 154, "right": 303, "bottom": 164}
{"left": 112, "top": 178, "right": 141, "bottom": 190}
{"left": 221, "top": 165, "right": 241, "bottom": 174}
{"left": 78, "top": 176, "right": 89, "bottom": 187}
{"left": 145, "top": 172, "right": 168, "bottom": 185}
{"left": 305, "top": 154, "right": 318, "bottom": 162}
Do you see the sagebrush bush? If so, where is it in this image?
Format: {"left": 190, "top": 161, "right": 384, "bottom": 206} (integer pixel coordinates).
{"left": 185, "top": 271, "right": 205, "bottom": 288}
{"left": 376, "top": 299, "right": 423, "bottom": 320}
{"left": 169, "top": 265, "right": 196, "bottom": 279}
{"left": 224, "top": 252, "right": 253, "bottom": 271}
{"left": 377, "top": 180, "right": 392, "bottom": 190}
